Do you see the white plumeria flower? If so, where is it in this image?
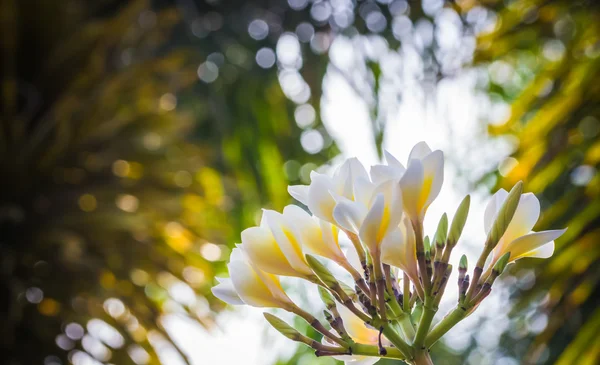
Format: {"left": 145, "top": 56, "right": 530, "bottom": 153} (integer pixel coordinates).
{"left": 399, "top": 142, "right": 444, "bottom": 223}
{"left": 211, "top": 247, "right": 294, "bottom": 309}
{"left": 485, "top": 189, "right": 567, "bottom": 268}
{"left": 288, "top": 158, "right": 371, "bottom": 224}
{"left": 279, "top": 205, "right": 353, "bottom": 269}
{"left": 333, "top": 179, "right": 403, "bottom": 255}
{"left": 370, "top": 150, "right": 406, "bottom": 185}
{"left": 381, "top": 217, "right": 419, "bottom": 285}
{"left": 240, "top": 211, "right": 313, "bottom": 279}
{"left": 326, "top": 306, "right": 385, "bottom": 365}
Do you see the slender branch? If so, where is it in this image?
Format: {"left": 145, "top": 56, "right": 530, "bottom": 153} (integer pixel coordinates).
{"left": 424, "top": 307, "right": 467, "bottom": 349}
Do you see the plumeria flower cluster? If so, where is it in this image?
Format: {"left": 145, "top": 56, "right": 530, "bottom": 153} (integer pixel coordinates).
{"left": 212, "top": 142, "right": 566, "bottom": 365}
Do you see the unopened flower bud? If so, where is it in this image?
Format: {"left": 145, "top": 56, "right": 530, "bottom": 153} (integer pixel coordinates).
{"left": 306, "top": 254, "right": 338, "bottom": 289}
{"left": 448, "top": 195, "right": 470, "bottom": 248}
{"left": 318, "top": 286, "right": 336, "bottom": 309}
{"left": 434, "top": 213, "right": 448, "bottom": 249}
{"left": 487, "top": 182, "right": 523, "bottom": 249}
{"left": 492, "top": 252, "right": 511, "bottom": 276}
{"left": 264, "top": 313, "right": 312, "bottom": 345}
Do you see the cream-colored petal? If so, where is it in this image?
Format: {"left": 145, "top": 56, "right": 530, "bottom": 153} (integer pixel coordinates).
{"left": 408, "top": 141, "right": 433, "bottom": 161}
{"left": 353, "top": 177, "right": 375, "bottom": 207}
{"left": 228, "top": 256, "right": 283, "bottom": 308}
{"left": 504, "top": 229, "right": 566, "bottom": 262}
{"left": 359, "top": 193, "right": 386, "bottom": 254}
{"left": 384, "top": 150, "right": 405, "bottom": 173}
{"left": 211, "top": 278, "right": 244, "bottom": 305}
{"left": 421, "top": 150, "right": 444, "bottom": 210}
{"left": 307, "top": 172, "right": 337, "bottom": 222}
{"left": 241, "top": 226, "right": 298, "bottom": 277}
{"left": 333, "top": 198, "right": 368, "bottom": 234}
{"left": 370, "top": 164, "right": 397, "bottom": 185}
{"left": 502, "top": 193, "right": 541, "bottom": 243}
{"left": 308, "top": 218, "right": 346, "bottom": 262}
{"left": 263, "top": 210, "right": 312, "bottom": 276}
{"left": 399, "top": 159, "right": 424, "bottom": 222}
{"left": 288, "top": 185, "right": 309, "bottom": 205}
{"left": 370, "top": 179, "right": 403, "bottom": 238}
{"left": 337, "top": 305, "right": 379, "bottom": 344}
{"left": 484, "top": 189, "right": 508, "bottom": 234}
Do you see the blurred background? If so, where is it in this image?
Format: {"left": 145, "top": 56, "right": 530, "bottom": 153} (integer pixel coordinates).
{"left": 0, "top": 0, "right": 598, "bottom": 364}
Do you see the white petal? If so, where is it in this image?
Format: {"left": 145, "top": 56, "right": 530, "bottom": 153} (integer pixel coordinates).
{"left": 337, "top": 305, "right": 379, "bottom": 344}
{"left": 370, "top": 165, "right": 397, "bottom": 185}
{"left": 307, "top": 173, "right": 337, "bottom": 222}
{"left": 263, "top": 210, "right": 312, "bottom": 275}
{"left": 502, "top": 193, "right": 541, "bottom": 243}
{"left": 288, "top": 185, "right": 309, "bottom": 205}
{"left": 333, "top": 198, "right": 368, "bottom": 234}
{"left": 384, "top": 150, "right": 405, "bottom": 173}
{"left": 359, "top": 194, "right": 385, "bottom": 253}
{"left": 353, "top": 177, "right": 376, "bottom": 207}
{"left": 484, "top": 189, "right": 508, "bottom": 234}
{"left": 505, "top": 229, "right": 566, "bottom": 261}
{"left": 228, "top": 258, "right": 279, "bottom": 308}
{"left": 241, "top": 226, "right": 298, "bottom": 277}
{"left": 211, "top": 278, "right": 244, "bottom": 305}
{"left": 371, "top": 179, "right": 403, "bottom": 237}
{"left": 399, "top": 159, "right": 424, "bottom": 221}
{"left": 421, "top": 150, "right": 444, "bottom": 209}
{"left": 408, "top": 141, "right": 432, "bottom": 161}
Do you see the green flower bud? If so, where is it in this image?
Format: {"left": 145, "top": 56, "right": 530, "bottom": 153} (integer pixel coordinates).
{"left": 448, "top": 195, "right": 471, "bottom": 247}
{"left": 493, "top": 252, "right": 511, "bottom": 275}
{"left": 434, "top": 213, "right": 448, "bottom": 248}
{"left": 318, "top": 286, "right": 336, "bottom": 309}
{"left": 264, "top": 313, "right": 311, "bottom": 344}
{"left": 487, "top": 182, "right": 523, "bottom": 249}
{"left": 459, "top": 255, "right": 468, "bottom": 270}
{"left": 306, "top": 254, "right": 338, "bottom": 289}
{"left": 424, "top": 236, "right": 431, "bottom": 254}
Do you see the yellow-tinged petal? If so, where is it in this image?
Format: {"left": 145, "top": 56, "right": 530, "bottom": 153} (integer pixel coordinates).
{"left": 381, "top": 218, "right": 419, "bottom": 283}
{"left": 333, "top": 198, "right": 368, "bottom": 234}
{"left": 359, "top": 194, "right": 386, "bottom": 254}
{"left": 504, "top": 229, "right": 566, "bottom": 262}
{"left": 263, "top": 210, "right": 313, "bottom": 276}
{"left": 307, "top": 172, "right": 337, "bottom": 222}
{"left": 241, "top": 226, "right": 299, "bottom": 277}
{"left": 492, "top": 192, "right": 541, "bottom": 258}
{"left": 400, "top": 159, "right": 424, "bottom": 222}
{"left": 421, "top": 150, "right": 444, "bottom": 209}
{"left": 337, "top": 305, "right": 379, "bottom": 344}
{"left": 228, "top": 248, "right": 292, "bottom": 308}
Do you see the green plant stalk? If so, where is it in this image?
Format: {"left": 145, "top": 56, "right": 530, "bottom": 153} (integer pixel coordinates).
{"left": 372, "top": 253, "right": 388, "bottom": 322}
{"left": 397, "top": 311, "right": 416, "bottom": 342}
{"left": 413, "top": 297, "right": 436, "bottom": 349}
{"left": 424, "top": 307, "right": 467, "bottom": 349}
{"left": 351, "top": 343, "right": 406, "bottom": 360}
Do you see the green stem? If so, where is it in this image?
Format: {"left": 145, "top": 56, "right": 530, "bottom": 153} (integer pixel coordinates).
{"left": 424, "top": 307, "right": 467, "bottom": 349}
{"left": 397, "top": 312, "right": 416, "bottom": 343}
{"left": 378, "top": 320, "right": 414, "bottom": 360}
{"left": 413, "top": 299, "right": 436, "bottom": 349}
{"left": 351, "top": 343, "right": 406, "bottom": 360}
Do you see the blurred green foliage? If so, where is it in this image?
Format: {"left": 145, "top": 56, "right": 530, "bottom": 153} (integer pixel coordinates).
{"left": 473, "top": 0, "right": 600, "bottom": 364}
{"left": 0, "top": 0, "right": 336, "bottom": 363}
